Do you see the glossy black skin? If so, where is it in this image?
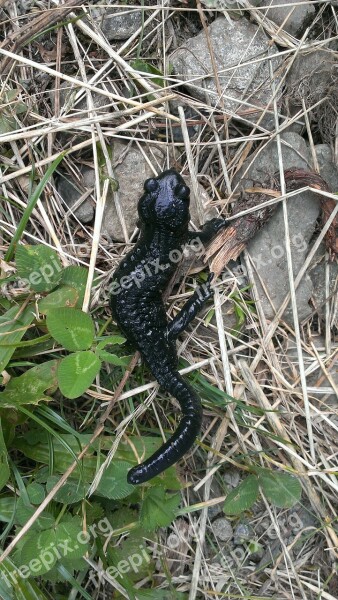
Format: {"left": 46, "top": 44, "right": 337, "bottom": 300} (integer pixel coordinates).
{"left": 110, "top": 169, "right": 226, "bottom": 485}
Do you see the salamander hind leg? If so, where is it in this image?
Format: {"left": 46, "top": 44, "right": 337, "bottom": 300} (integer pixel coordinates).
{"left": 167, "top": 272, "right": 215, "bottom": 340}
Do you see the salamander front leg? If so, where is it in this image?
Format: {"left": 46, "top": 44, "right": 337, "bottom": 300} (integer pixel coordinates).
{"left": 167, "top": 272, "right": 214, "bottom": 341}
{"left": 189, "top": 218, "right": 228, "bottom": 245}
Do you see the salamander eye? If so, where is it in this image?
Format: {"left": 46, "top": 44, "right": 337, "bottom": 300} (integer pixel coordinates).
{"left": 175, "top": 184, "right": 190, "bottom": 200}
{"left": 144, "top": 178, "right": 159, "bottom": 193}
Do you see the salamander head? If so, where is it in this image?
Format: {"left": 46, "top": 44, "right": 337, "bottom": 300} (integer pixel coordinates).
{"left": 138, "top": 169, "right": 190, "bottom": 231}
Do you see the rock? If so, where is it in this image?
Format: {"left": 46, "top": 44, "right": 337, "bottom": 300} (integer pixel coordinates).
{"left": 309, "top": 242, "right": 338, "bottom": 327}
{"left": 236, "top": 131, "right": 311, "bottom": 182}
{"left": 235, "top": 132, "right": 320, "bottom": 324}
{"left": 290, "top": 504, "right": 319, "bottom": 533}
{"left": 286, "top": 50, "right": 338, "bottom": 143}
{"left": 212, "top": 518, "right": 233, "bottom": 542}
{"left": 308, "top": 146, "right": 338, "bottom": 325}
{"left": 167, "top": 100, "right": 201, "bottom": 143}
{"left": 233, "top": 523, "right": 254, "bottom": 545}
{"left": 58, "top": 144, "right": 161, "bottom": 239}
{"left": 101, "top": 142, "right": 162, "bottom": 241}
{"left": 223, "top": 469, "right": 241, "bottom": 489}
{"left": 170, "top": 16, "right": 282, "bottom": 130}
{"left": 286, "top": 49, "right": 337, "bottom": 106}
{"left": 207, "top": 480, "right": 226, "bottom": 519}
{"left": 314, "top": 144, "right": 333, "bottom": 166}
{"left": 250, "top": 0, "right": 315, "bottom": 36}
{"left": 56, "top": 169, "right": 95, "bottom": 224}
{"left": 314, "top": 144, "right": 338, "bottom": 192}
{"left": 87, "top": 3, "right": 142, "bottom": 41}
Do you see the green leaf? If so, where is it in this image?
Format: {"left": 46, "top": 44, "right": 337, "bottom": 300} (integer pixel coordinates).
{"left": 46, "top": 475, "right": 86, "bottom": 504}
{"left": 140, "top": 488, "right": 181, "bottom": 530}
{"left": 57, "top": 351, "right": 101, "bottom": 399}
{"left": 20, "top": 517, "right": 88, "bottom": 576}
{"left": 107, "top": 533, "right": 153, "bottom": 584}
{"left": 96, "top": 335, "right": 126, "bottom": 352}
{"left": 15, "top": 498, "right": 55, "bottom": 530}
{"left": 14, "top": 431, "right": 98, "bottom": 479}
{"left": 223, "top": 475, "right": 259, "bottom": 516}
{"left": 15, "top": 245, "right": 63, "bottom": 292}
{"left": 0, "top": 360, "right": 58, "bottom": 408}
{"left": 39, "top": 286, "right": 79, "bottom": 313}
{"left": 0, "top": 419, "right": 10, "bottom": 491}
{"left": 135, "top": 590, "right": 188, "bottom": 600}
{"left": 46, "top": 308, "right": 94, "bottom": 351}
{"left": 26, "top": 482, "right": 45, "bottom": 505}
{"left": 0, "top": 113, "right": 17, "bottom": 134}
{"left": 61, "top": 266, "right": 88, "bottom": 308}
{"left": 97, "top": 350, "right": 130, "bottom": 367}
{"left": 0, "top": 556, "right": 50, "bottom": 599}
{"left": 51, "top": 563, "right": 90, "bottom": 595}
{"left": 2, "top": 89, "right": 19, "bottom": 102}
{"left": 258, "top": 470, "right": 302, "bottom": 508}
{"left": 130, "top": 60, "right": 165, "bottom": 87}
{"left": 0, "top": 496, "right": 16, "bottom": 523}
{"left": 96, "top": 461, "right": 135, "bottom": 499}
{"left": 0, "top": 304, "right": 35, "bottom": 372}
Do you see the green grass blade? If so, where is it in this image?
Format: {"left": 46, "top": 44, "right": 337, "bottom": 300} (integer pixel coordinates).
{"left": 5, "top": 152, "right": 66, "bottom": 261}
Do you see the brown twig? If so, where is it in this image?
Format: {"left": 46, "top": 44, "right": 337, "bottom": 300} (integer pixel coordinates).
{"left": 205, "top": 168, "right": 334, "bottom": 276}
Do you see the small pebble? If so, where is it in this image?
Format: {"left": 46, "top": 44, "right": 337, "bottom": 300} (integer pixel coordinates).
{"left": 233, "top": 523, "right": 253, "bottom": 545}
{"left": 223, "top": 469, "right": 241, "bottom": 488}
{"left": 212, "top": 518, "right": 233, "bottom": 542}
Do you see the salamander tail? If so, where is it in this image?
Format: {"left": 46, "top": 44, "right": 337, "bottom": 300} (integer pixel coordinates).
{"left": 127, "top": 374, "right": 202, "bottom": 485}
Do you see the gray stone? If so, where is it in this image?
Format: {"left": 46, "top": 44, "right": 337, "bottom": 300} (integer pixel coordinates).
{"left": 223, "top": 469, "right": 241, "bottom": 489}
{"left": 235, "top": 132, "right": 320, "bottom": 324}
{"left": 309, "top": 242, "right": 338, "bottom": 327}
{"left": 101, "top": 142, "right": 162, "bottom": 241}
{"left": 87, "top": 4, "right": 142, "bottom": 41}
{"left": 250, "top": 0, "right": 315, "bottom": 36}
{"left": 57, "top": 169, "right": 95, "bottom": 224}
{"left": 212, "top": 517, "right": 233, "bottom": 541}
{"left": 170, "top": 16, "right": 282, "bottom": 130}
{"left": 286, "top": 49, "right": 337, "bottom": 107}
{"left": 308, "top": 147, "right": 338, "bottom": 325}
{"left": 235, "top": 131, "right": 312, "bottom": 184}
{"left": 233, "top": 523, "right": 254, "bottom": 545}
{"left": 314, "top": 144, "right": 338, "bottom": 192}
{"left": 207, "top": 480, "right": 226, "bottom": 519}
{"left": 315, "top": 144, "right": 333, "bottom": 167}
{"left": 285, "top": 50, "right": 338, "bottom": 144}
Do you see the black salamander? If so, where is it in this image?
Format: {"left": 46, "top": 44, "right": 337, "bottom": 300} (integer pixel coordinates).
{"left": 110, "top": 169, "right": 226, "bottom": 484}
